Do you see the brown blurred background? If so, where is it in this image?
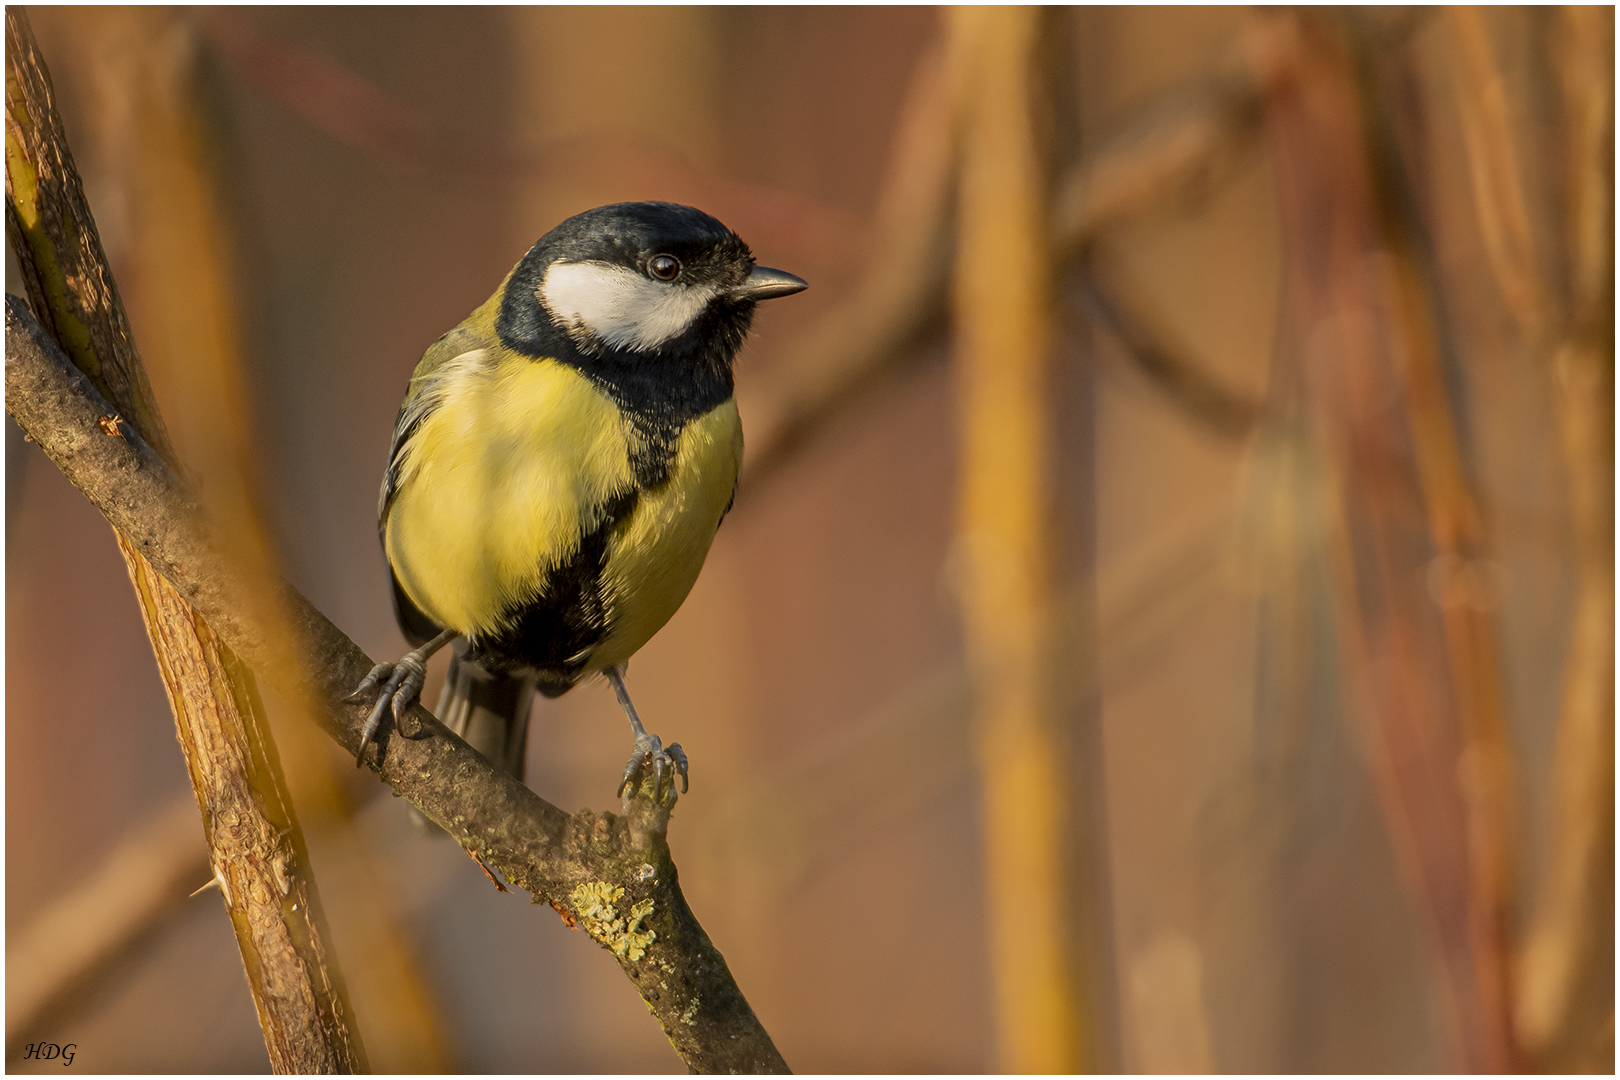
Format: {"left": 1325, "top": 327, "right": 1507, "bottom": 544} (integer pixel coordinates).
{"left": 6, "top": 6, "right": 1612, "bottom": 1073}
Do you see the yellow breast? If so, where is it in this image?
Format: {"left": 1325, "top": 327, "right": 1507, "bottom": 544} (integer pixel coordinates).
{"left": 384, "top": 351, "right": 634, "bottom": 638}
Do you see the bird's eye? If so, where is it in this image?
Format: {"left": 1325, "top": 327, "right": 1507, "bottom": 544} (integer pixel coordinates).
{"left": 648, "top": 254, "right": 681, "bottom": 282}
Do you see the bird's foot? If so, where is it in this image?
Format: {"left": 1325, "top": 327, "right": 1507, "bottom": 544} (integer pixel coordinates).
{"left": 616, "top": 733, "right": 688, "bottom": 802}
{"left": 347, "top": 654, "right": 430, "bottom": 766}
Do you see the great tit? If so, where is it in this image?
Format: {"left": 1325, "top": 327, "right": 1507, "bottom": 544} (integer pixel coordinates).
{"left": 351, "top": 201, "right": 806, "bottom": 800}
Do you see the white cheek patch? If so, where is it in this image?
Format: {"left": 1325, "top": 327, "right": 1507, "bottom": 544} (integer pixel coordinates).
{"left": 539, "top": 260, "right": 720, "bottom": 353}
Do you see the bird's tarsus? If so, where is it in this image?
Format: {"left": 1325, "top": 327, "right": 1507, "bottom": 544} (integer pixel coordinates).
{"left": 606, "top": 665, "right": 688, "bottom": 801}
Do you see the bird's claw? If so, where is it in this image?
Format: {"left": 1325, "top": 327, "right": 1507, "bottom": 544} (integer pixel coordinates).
{"left": 617, "top": 734, "right": 689, "bottom": 801}
{"left": 349, "top": 654, "right": 428, "bottom": 767}
{"left": 345, "top": 663, "right": 386, "bottom": 704}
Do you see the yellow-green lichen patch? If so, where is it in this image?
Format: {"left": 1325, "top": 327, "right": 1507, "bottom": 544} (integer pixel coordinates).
{"left": 569, "top": 882, "right": 657, "bottom": 962}
{"left": 679, "top": 995, "right": 701, "bottom": 1026}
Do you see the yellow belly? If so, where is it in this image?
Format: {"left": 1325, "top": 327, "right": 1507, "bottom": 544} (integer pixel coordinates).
{"left": 592, "top": 398, "right": 742, "bottom": 670}
{"left": 383, "top": 350, "right": 741, "bottom": 673}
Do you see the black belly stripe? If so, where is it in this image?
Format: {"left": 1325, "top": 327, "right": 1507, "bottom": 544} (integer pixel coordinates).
{"left": 468, "top": 487, "right": 640, "bottom": 695}
{"left": 626, "top": 413, "right": 684, "bottom": 490}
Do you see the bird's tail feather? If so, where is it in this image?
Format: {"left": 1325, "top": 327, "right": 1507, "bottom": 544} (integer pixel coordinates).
{"left": 410, "top": 639, "right": 536, "bottom": 834}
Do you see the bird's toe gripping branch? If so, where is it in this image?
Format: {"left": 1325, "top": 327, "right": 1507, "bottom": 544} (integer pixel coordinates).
{"left": 348, "top": 629, "right": 457, "bottom": 766}
{"left": 348, "top": 656, "right": 428, "bottom": 765}
{"left": 617, "top": 734, "right": 689, "bottom": 803}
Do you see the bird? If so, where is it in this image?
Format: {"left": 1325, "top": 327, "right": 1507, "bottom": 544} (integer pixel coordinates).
{"left": 349, "top": 201, "right": 806, "bottom": 801}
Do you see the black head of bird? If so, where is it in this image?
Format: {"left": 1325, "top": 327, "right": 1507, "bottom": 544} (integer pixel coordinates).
{"left": 353, "top": 201, "right": 806, "bottom": 808}
{"left": 503, "top": 201, "right": 804, "bottom": 361}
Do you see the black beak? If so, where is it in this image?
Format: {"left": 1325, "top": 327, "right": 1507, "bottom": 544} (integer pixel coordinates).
{"left": 731, "top": 264, "right": 808, "bottom": 301}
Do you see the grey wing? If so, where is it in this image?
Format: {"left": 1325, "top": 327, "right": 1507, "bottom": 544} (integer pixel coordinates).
{"left": 377, "top": 324, "right": 491, "bottom": 530}
{"left": 377, "top": 323, "right": 492, "bottom": 646}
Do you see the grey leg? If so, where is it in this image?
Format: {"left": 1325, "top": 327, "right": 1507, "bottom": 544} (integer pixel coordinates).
{"left": 606, "top": 665, "right": 688, "bottom": 800}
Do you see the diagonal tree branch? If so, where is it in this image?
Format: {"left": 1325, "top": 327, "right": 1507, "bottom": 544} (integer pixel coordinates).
{"left": 5, "top": 296, "right": 789, "bottom": 1074}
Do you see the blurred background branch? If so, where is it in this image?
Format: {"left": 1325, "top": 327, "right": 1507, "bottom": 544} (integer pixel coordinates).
{"left": 5, "top": 796, "right": 207, "bottom": 1053}
{"left": 1072, "top": 261, "right": 1263, "bottom": 440}
{"left": 950, "top": 6, "right": 1087, "bottom": 1071}
{"left": 1511, "top": 6, "right": 1615, "bottom": 1072}
{"left": 742, "top": 47, "right": 1262, "bottom": 489}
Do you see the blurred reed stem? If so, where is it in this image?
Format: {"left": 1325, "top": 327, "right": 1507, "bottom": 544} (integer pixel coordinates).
{"left": 4, "top": 11, "right": 365, "bottom": 1072}
{"left": 1248, "top": 10, "right": 1519, "bottom": 1069}
{"left": 950, "top": 6, "right": 1092, "bottom": 1072}
{"left": 1440, "top": 8, "right": 1614, "bottom": 1067}
{"left": 1350, "top": 11, "right": 1524, "bottom": 1070}
{"left": 44, "top": 8, "right": 452, "bottom": 1070}
{"left": 1514, "top": 6, "right": 1615, "bottom": 1069}
{"left": 1445, "top": 7, "right": 1553, "bottom": 341}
